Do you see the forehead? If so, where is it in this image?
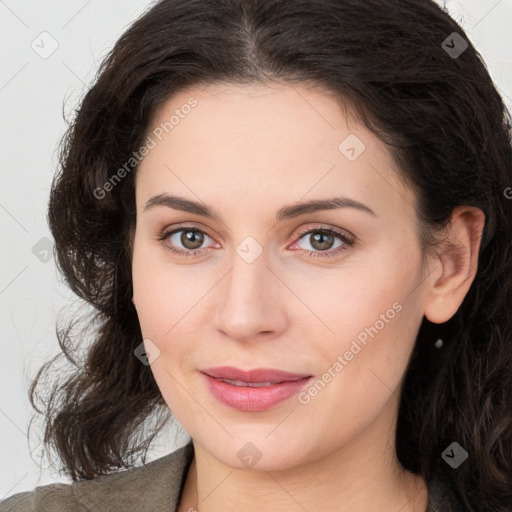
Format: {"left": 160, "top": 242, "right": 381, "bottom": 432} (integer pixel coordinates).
{"left": 136, "top": 82, "right": 415, "bottom": 221}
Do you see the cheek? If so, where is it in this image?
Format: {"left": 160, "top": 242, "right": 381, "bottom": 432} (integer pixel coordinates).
{"left": 131, "top": 234, "right": 213, "bottom": 428}
{"left": 311, "top": 257, "right": 423, "bottom": 397}
{"left": 131, "top": 240, "right": 174, "bottom": 340}
{"left": 131, "top": 241, "right": 211, "bottom": 368}
{"left": 302, "top": 300, "right": 421, "bottom": 447}
{"left": 131, "top": 251, "right": 195, "bottom": 409}
{"left": 296, "top": 263, "right": 402, "bottom": 347}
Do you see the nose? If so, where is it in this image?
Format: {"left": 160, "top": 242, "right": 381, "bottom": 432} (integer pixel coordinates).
{"left": 212, "top": 253, "right": 288, "bottom": 343}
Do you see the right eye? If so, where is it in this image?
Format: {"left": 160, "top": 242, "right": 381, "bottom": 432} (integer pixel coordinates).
{"left": 157, "top": 226, "right": 217, "bottom": 258}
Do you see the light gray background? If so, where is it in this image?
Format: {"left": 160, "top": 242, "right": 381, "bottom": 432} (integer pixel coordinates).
{"left": 1, "top": 0, "right": 511, "bottom": 500}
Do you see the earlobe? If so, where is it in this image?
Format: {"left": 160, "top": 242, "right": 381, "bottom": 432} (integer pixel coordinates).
{"left": 423, "top": 206, "right": 485, "bottom": 325}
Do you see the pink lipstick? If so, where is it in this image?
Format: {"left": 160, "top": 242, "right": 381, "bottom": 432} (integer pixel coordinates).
{"left": 201, "top": 366, "right": 313, "bottom": 411}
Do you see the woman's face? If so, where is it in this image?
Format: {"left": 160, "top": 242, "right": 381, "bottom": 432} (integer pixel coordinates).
{"left": 131, "top": 82, "right": 433, "bottom": 471}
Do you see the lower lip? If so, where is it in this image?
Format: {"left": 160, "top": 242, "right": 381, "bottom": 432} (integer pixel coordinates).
{"left": 201, "top": 373, "right": 313, "bottom": 411}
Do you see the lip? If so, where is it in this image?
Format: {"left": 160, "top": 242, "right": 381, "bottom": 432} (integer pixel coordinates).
{"left": 201, "top": 366, "right": 311, "bottom": 383}
{"left": 200, "top": 366, "right": 313, "bottom": 411}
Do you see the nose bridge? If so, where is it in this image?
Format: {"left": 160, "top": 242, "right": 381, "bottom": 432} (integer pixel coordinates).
{"left": 213, "top": 245, "right": 285, "bottom": 340}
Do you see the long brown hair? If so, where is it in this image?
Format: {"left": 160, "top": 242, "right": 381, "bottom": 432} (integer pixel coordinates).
{"left": 28, "top": 1, "right": 512, "bottom": 510}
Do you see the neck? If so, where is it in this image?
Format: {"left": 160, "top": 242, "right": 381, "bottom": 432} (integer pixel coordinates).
{"left": 178, "top": 399, "right": 428, "bottom": 512}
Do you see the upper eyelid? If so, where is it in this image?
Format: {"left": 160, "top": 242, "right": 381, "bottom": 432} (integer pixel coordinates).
{"left": 294, "top": 224, "right": 353, "bottom": 239}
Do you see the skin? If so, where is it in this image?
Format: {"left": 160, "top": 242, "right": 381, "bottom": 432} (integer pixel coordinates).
{"left": 131, "top": 81, "right": 485, "bottom": 512}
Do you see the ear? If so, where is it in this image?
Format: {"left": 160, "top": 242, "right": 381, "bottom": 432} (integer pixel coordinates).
{"left": 423, "top": 206, "right": 486, "bottom": 324}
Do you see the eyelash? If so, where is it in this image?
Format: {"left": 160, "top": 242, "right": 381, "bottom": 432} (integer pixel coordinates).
{"left": 156, "top": 225, "right": 355, "bottom": 259}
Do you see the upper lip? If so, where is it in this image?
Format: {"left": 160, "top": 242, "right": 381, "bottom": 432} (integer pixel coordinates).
{"left": 201, "top": 366, "right": 311, "bottom": 384}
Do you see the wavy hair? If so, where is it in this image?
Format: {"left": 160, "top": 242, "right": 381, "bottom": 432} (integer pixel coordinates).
{"left": 28, "top": 1, "right": 512, "bottom": 510}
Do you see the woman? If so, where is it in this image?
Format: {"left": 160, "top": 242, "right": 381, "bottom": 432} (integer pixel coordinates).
{"left": 2, "top": 0, "right": 511, "bottom": 511}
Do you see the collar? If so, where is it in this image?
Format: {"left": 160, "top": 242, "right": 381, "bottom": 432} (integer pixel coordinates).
{"left": 73, "top": 441, "right": 195, "bottom": 512}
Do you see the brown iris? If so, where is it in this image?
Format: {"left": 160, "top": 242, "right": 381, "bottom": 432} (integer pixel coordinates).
{"left": 309, "top": 231, "right": 335, "bottom": 251}
{"left": 181, "top": 229, "right": 204, "bottom": 250}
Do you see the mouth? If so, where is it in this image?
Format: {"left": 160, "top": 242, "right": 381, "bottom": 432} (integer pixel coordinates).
{"left": 200, "top": 366, "right": 313, "bottom": 411}
{"left": 201, "top": 366, "right": 312, "bottom": 385}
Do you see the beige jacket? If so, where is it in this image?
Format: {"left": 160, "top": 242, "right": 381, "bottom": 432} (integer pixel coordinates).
{"left": 1, "top": 441, "right": 467, "bottom": 511}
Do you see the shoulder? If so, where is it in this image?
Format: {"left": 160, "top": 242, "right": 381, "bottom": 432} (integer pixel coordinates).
{"left": 0, "top": 483, "right": 78, "bottom": 512}
{"left": 426, "top": 473, "right": 512, "bottom": 512}
{"left": 0, "top": 442, "right": 194, "bottom": 512}
{"left": 426, "top": 473, "right": 467, "bottom": 512}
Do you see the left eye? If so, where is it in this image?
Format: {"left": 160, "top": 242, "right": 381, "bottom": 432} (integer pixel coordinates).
{"left": 291, "top": 228, "right": 354, "bottom": 258}
{"left": 294, "top": 229, "right": 348, "bottom": 252}
{"left": 157, "top": 226, "right": 354, "bottom": 258}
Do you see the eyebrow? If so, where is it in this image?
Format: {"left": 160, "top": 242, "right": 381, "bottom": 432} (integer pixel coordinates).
{"left": 143, "top": 193, "right": 377, "bottom": 221}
